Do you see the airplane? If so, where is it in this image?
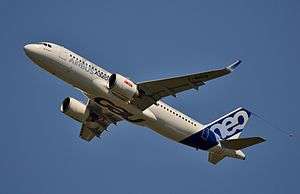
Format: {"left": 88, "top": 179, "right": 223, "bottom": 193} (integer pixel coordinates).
{"left": 24, "top": 41, "right": 265, "bottom": 165}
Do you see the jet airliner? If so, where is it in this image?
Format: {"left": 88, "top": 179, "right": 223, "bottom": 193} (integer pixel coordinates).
{"left": 24, "top": 42, "right": 265, "bottom": 164}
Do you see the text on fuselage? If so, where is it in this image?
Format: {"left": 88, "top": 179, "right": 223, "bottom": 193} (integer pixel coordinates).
{"left": 69, "top": 57, "right": 110, "bottom": 81}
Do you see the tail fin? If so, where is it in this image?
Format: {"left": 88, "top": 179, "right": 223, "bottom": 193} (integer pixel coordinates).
{"left": 205, "top": 107, "right": 251, "bottom": 140}
{"left": 205, "top": 107, "right": 265, "bottom": 165}
{"left": 181, "top": 107, "right": 265, "bottom": 165}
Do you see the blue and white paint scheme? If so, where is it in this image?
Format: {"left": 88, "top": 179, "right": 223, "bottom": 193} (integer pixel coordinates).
{"left": 24, "top": 42, "right": 265, "bottom": 165}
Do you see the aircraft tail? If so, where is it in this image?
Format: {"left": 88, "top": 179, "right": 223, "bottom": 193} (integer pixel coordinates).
{"left": 203, "top": 107, "right": 265, "bottom": 165}
{"left": 204, "top": 107, "right": 251, "bottom": 140}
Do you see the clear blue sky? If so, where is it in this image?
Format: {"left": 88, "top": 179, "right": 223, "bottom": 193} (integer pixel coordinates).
{"left": 0, "top": 0, "right": 299, "bottom": 193}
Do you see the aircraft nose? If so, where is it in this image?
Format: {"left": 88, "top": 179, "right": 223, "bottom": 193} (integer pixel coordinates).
{"left": 23, "top": 44, "right": 35, "bottom": 54}
{"left": 24, "top": 43, "right": 42, "bottom": 59}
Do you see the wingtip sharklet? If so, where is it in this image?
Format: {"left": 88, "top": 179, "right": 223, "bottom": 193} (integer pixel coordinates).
{"left": 227, "top": 59, "right": 242, "bottom": 72}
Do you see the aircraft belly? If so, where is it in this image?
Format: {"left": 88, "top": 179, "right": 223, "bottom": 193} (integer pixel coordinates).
{"left": 51, "top": 57, "right": 197, "bottom": 143}
{"left": 145, "top": 105, "right": 197, "bottom": 142}
{"left": 145, "top": 122, "right": 187, "bottom": 142}
{"left": 61, "top": 67, "right": 198, "bottom": 143}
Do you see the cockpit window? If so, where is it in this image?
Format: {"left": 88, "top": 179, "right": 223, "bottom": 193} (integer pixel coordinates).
{"left": 40, "top": 42, "right": 52, "bottom": 48}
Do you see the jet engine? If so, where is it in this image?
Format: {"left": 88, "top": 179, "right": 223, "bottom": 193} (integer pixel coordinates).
{"left": 108, "top": 73, "right": 139, "bottom": 101}
{"left": 60, "top": 97, "right": 87, "bottom": 122}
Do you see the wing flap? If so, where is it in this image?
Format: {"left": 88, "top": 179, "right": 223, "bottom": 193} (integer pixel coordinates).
{"left": 80, "top": 124, "right": 98, "bottom": 142}
{"left": 79, "top": 99, "right": 123, "bottom": 141}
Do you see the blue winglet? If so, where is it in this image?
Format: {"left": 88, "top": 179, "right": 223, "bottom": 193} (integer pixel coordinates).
{"left": 226, "top": 60, "right": 241, "bottom": 72}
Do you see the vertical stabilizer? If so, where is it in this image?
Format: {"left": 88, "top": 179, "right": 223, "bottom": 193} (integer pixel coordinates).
{"left": 205, "top": 107, "right": 251, "bottom": 140}
{"left": 205, "top": 107, "right": 265, "bottom": 165}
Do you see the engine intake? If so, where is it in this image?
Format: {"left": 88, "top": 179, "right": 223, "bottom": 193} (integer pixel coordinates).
{"left": 60, "top": 97, "right": 86, "bottom": 122}
{"left": 108, "top": 73, "right": 139, "bottom": 101}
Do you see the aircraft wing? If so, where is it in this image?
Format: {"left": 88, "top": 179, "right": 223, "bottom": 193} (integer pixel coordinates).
{"left": 80, "top": 99, "right": 123, "bottom": 141}
{"left": 131, "top": 60, "right": 241, "bottom": 110}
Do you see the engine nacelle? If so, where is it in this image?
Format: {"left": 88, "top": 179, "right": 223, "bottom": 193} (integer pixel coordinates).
{"left": 108, "top": 73, "right": 139, "bottom": 101}
{"left": 60, "top": 97, "right": 87, "bottom": 122}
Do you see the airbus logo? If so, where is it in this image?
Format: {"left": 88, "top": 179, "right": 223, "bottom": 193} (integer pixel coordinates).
{"left": 69, "top": 57, "right": 110, "bottom": 81}
{"left": 210, "top": 110, "right": 249, "bottom": 139}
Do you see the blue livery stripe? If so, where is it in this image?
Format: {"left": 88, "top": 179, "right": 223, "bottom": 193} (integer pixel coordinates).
{"left": 180, "top": 108, "right": 251, "bottom": 150}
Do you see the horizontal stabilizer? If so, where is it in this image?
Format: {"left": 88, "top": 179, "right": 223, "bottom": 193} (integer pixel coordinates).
{"left": 221, "top": 137, "right": 265, "bottom": 150}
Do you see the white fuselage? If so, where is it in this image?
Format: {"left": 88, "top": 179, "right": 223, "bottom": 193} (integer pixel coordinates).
{"left": 24, "top": 42, "right": 204, "bottom": 143}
